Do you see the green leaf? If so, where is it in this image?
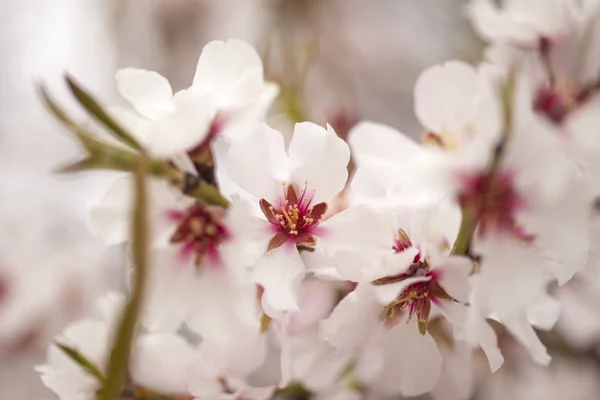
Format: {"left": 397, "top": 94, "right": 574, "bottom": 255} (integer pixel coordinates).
{"left": 65, "top": 74, "right": 141, "bottom": 151}
{"left": 98, "top": 153, "right": 150, "bottom": 400}
{"left": 55, "top": 342, "right": 105, "bottom": 382}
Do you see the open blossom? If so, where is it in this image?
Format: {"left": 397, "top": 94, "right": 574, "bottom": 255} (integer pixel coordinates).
{"left": 89, "top": 175, "right": 263, "bottom": 338}
{"left": 320, "top": 203, "right": 502, "bottom": 397}
{"left": 349, "top": 61, "right": 501, "bottom": 207}
{"left": 112, "top": 39, "right": 278, "bottom": 160}
{"left": 222, "top": 121, "right": 390, "bottom": 315}
{"left": 37, "top": 292, "right": 272, "bottom": 400}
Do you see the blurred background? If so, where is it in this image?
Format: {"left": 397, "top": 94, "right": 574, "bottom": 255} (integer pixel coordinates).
{"left": 1, "top": 0, "right": 599, "bottom": 399}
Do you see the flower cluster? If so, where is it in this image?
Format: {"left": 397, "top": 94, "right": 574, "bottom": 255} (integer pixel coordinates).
{"left": 36, "top": 1, "right": 600, "bottom": 398}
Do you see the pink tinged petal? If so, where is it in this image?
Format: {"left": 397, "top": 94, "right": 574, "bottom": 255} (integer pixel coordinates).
{"left": 375, "top": 318, "right": 442, "bottom": 396}
{"left": 289, "top": 122, "right": 350, "bottom": 204}
{"left": 115, "top": 68, "right": 174, "bottom": 119}
{"left": 432, "top": 256, "right": 472, "bottom": 304}
{"left": 253, "top": 244, "right": 306, "bottom": 314}
{"left": 319, "top": 284, "right": 383, "bottom": 353}
{"left": 131, "top": 333, "right": 195, "bottom": 395}
{"left": 504, "top": 312, "right": 551, "bottom": 366}
{"left": 226, "top": 123, "right": 290, "bottom": 200}
{"left": 288, "top": 280, "right": 339, "bottom": 334}
{"left": 88, "top": 175, "right": 132, "bottom": 245}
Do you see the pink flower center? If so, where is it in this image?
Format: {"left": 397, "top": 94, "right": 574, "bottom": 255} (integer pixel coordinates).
{"left": 458, "top": 170, "right": 526, "bottom": 237}
{"left": 260, "top": 183, "right": 327, "bottom": 251}
{"left": 372, "top": 231, "right": 454, "bottom": 334}
{"left": 168, "top": 202, "right": 230, "bottom": 267}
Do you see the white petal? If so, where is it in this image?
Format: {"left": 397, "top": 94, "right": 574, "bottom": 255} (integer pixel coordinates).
{"left": 318, "top": 204, "right": 391, "bottom": 261}
{"left": 527, "top": 293, "right": 561, "bottom": 331}
{"left": 434, "top": 256, "right": 472, "bottom": 304}
{"left": 88, "top": 175, "right": 132, "bottom": 245}
{"left": 504, "top": 312, "right": 551, "bottom": 366}
{"left": 222, "top": 198, "right": 273, "bottom": 272}
{"left": 253, "top": 243, "right": 306, "bottom": 314}
{"left": 319, "top": 284, "right": 383, "bottom": 353}
{"left": 289, "top": 122, "right": 350, "bottom": 204}
{"left": 115, "top": 68, "right": 174, "bottom": 119}
{"left": 226, "top": 123, "right": 290, "bottom": 200}
{"left": 431, "top": 341, "right": 474, "bottom": 400}
{"left": 290, "top": 329, "right": 351, "bottom": 392}
{"left": 374, "top": 318, "right": 442, "bottom": 396}
{"left": 414, "top": 61, "right": 480, "bottom": 133}
{"left": 197, "top": 333, "right": 267, "bottom": 379}
{"left": 472, "top": 237, "right": 554, "bottom": 318}
{"left": 476, "top": 318, "right": 505, "bottom": 372}
{"left": 349, "top": 121, "right": 422, "bottom": 164}
{"left": 145, "top": 95, "right": 216, "bottom": 157}
{"left": 141, "top": 249, "right": 194, "bottom": 332}
{"left": 131, "top": 333, "right": 195, "bottom": 395}
{"left": 186, "top": 268, "right": 261, "bottom": 346}
{"left": 192, "top": 39, "right": 263, "bottom": 99}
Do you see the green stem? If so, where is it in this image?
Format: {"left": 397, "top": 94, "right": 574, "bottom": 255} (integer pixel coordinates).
{"left": 98, "top": 153, "right": 149, "bottom": 400}
{"left": 450, "top": 208, "right": 476, "bottom": 256}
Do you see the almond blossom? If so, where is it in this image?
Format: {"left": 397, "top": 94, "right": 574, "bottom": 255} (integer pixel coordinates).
{"left": 320, "top": 203, "right": 502, "bottom": 397}
{"left": 112, "top": 39, "right": 278, "bottom": 160}
{"left": 222, "top": 121, "right": 390, "bottom": 315}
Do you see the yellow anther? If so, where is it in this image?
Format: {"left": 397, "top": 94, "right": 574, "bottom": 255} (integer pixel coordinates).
{"left": 189, "top": 218, "right": 204, "bottom": 236}
{"left": 205, "top": 223, "right": 218, "bottom": 237}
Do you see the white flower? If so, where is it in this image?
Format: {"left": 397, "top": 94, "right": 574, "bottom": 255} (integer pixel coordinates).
{"left": 113, "top": 39, "right": 278, "bottom": 158}
{"left": 37, "top": 291, "right": 272, "bottom": 400}
{"left": 188, "top": 334, "right": 274, "bottom": 400}
{"left": 223, "top": 121, "right": 390, "bottom": 314}
{"left": 467, "top": 0, "right": 587, "bottom": 48}
{"left": 89, "top": 175, "right": 264, "bottom": 338}
{"left": 349, "top": 62, "right": 502, "bottom": 208}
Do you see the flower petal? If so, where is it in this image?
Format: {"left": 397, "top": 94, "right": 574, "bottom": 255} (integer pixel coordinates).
{"left": 88, "top": 175, "right": 132, "bottom": 245}
{"left": 373, "top": 318, "right": 442, "bottom": 396}
{"left": 144, "top": 95, "right": 216, "bottom": 157}
{"left": 415, "top": 61, "right": 481, "bottom": 134}
{"left": 253, "top": 243, "right": 306, "bottom": 314}
{"left": 289, "top": 122, "right": 350, "bottom": 204}
{"left": 115, "top": 68, "right": 174, "bottom": 119}
{"left": 320, "top": 284, "right": 383, "bottom": 353}
{"left": 131, "top": 333, "right": 195, "bottom": 395}
{"left": 226, "top": 123, "right": 290, "bottom": 200}
{"left": 504, "top": 312, "right": 551, "bottom": 366}
{"left": 192, "top": 39, "right": 263, "bottom": 99}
